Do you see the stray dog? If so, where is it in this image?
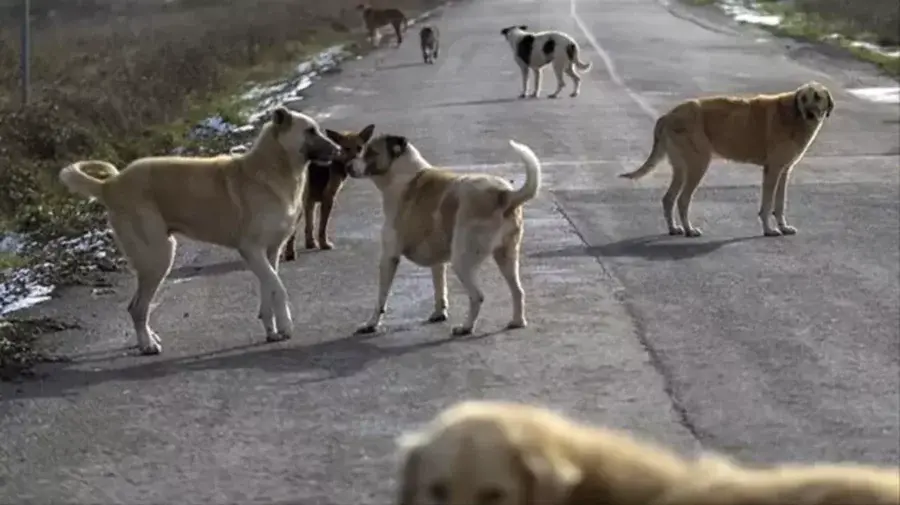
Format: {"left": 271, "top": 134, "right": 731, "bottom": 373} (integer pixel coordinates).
{"left": 500, "top": 25, "right": 592, "bottom": 99}
{"left": 619, "top": 81, "right": 834, "bottom": 238}
{"left": 395, "top": 400, "right": 900, "bottom": 505}
{"left": 358, "top": 3, "right": 408, "bottom": 47}
{"left": 282, "top": 124, "right": 375, "bottom": 260}
{"left": 347, "top": 134, "right": 542, "bottom": 336}
{"left": 419, "top": 25, "right": 440, "bottom": 64}
{"left": 59, "top": 107, "right": 341, "bottom": 355}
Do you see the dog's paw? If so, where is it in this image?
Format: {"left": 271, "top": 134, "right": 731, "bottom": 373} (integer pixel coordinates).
{"left": 778, "top": 225, "right": 798, "bottom": 236}
{"left": 668, "top": 226, "right": 685, "bottom": 236}
{"left": 684, "top": 227, "right": 703, "bottom": 238}
{"left": 506, "top": 319, "right": 527, "bottom": 330}
{"left": 305, "top": 240, "right": 318, "bottom": 250}
{"left": 451, "top": 325, "right": 473, "bottom": 337}
{"left": 427, "top": 310, "right": 448, "bottom": 323}
{"left": 139, "top": 342, "right": 162, "bottom": 356}
{"left": 763, "top": 228, "right": 783, "bottom": 237}
{"left": 569, "top": 91, "right": 579, "bottom": 98}
{"left": 266, "top": 331, "right": 292, "bottom": 343}
{"left": 319, "top": 240, "right": 334, "bottom": 250}
{"left": 355, "top": 324, "right": 380, "bottom": 335}
{"left": 281, "top": 250, "right": 296, "bottom": 262}
{"left": 548, "top": 93, "right": 560, "bottom": 99}
{"left": 518, "top": 93, "right": 527, "bottom": 99}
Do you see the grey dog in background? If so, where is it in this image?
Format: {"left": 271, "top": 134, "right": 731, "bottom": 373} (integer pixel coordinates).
{"left": 419, "top": 25, "right": 440, "bottom": 64}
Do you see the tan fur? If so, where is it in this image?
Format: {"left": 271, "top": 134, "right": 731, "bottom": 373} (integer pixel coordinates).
{"left": 58, "top": 107, "right": 341, "bottom": 355}
{"left": 619, "top": 81, "right": 835, "bottom": 238}
{"left": 282, "top": 124, "right": 375, "bottom": 260}
{"left": 357, "top": 3, "right": 408, "bottom": 47}
{"left": 395, "top": 400, "right": 900, "bottom": 505}
{"left": 347, "top": 134, "right": 541, "bottom": 336}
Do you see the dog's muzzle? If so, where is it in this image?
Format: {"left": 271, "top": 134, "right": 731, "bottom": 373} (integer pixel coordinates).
{"left": 348, "top": 157, "right": 368, "bottom": 178}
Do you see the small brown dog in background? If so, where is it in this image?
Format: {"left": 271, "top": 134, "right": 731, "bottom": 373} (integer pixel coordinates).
{"left": 620, "top": 81, "right": 834, "bottom": 238}
{"left": 357, "top": 3, "right": 408, "bottom": 47}
{"left": 282, "top": 124, "right": 375, "bottom": 261}
{"left": 395, "top": 400, "right": 900, "bottom": 505}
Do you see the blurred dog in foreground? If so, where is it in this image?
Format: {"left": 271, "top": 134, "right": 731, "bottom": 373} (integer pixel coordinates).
{"left": 395, "top": 400, "right": 900, "bottom": 505}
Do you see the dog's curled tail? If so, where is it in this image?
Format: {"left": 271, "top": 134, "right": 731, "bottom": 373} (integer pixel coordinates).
{"left": 567, "top": 43, "right": 592, "bottom": 71}
{"left": 619, "top": 116, "right": 668, "bottom": 180}
{"left": 59, "top": 160, "right": 119, "bottom": 202}
{"left": 505, "top": 139, "right": 542, "bottom": 212}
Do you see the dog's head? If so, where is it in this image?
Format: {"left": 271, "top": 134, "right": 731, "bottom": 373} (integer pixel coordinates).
{"left": 270, "top": 106, "right": 341, "bottom": 166}
{"left": 348, "top": 133, "right": 422, "bottom": 180}
{"left": 793, "top": 81, "right": 834, "bottom": 122}
{"left": 395, "top": 401, "right": 583, "bottom": 505}
{"left": 500, "top": 25, "right": 529, "bottom": 40}
{"left": 315, "top": 124, "right": 376, "bottom": 175}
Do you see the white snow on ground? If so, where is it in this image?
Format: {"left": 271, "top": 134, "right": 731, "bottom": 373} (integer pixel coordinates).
{"left": 719, "top": 0, "right": 782, "bottom": 27}
{"left": 0, "top": 6, "right": 443, "bottom": 318}
{"left": 846, "top": 87, "right": 900, "bottom": 104}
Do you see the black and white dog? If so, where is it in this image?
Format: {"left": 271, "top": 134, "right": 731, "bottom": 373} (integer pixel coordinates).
{"left": 500, "top": 25, "right": 592, "bottom": 99}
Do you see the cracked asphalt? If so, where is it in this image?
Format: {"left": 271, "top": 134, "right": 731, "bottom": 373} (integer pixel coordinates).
{"left": 1, "top": 0, "right": 898, "bottom": 502}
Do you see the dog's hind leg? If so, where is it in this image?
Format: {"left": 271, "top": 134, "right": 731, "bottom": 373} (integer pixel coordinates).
{"left": 241, "top": 245, "right": 293, "bottom": 341}
{"left": 662, "top": 162, "right": 687, "bottom": 236}
{"left": 427, "top": 264, "right": 449, "bottom": 323}
{"left": 393, "top": 21, "right": 403, "bottom": 46}
{"left": 758, "top": 163, "right": 786, "bottom": 237}
{"left": 449, "top": 232, "right": 491, "bottom": 336}
{"left": 565, "top": 62, "right": 582, "bottom": 98}
{"left": 548, "top": 60, "right": 566, "bottom": 99}
{"left": 772, "top": 164, "right": 797, "bottom": 235}
{"left": 304, "top": 195, "right": 318, "bottom": 250}
{"left": 114, "top": 214, "right": 175, "bottom": 355}
{"left": 673, "top": 147, "right": 711, "bottom": 238}
{"left": 493, "top": 239, "right": 526, "bottom": 329}
{"left": 517, "top": 62, "right": 529, "bottom": 99}
{"left": 317, "top": 197, "right": 336, "bottom": 250}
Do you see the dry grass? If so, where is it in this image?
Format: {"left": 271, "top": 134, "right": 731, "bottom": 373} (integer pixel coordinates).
{"left": 0, "top": 0, "right": 443, "bottom": 379}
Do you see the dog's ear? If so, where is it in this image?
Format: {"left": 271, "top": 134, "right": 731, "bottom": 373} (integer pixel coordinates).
{"left": 359, "top": 124, "right": 376, "bottom": 143}
{"left": 324, "top": 129, "right": 346, "bottom": 143}
{"left": 516, "top": 445, "right": 582, "bottom": 505}
{"left": 396, "top": 433, "right": 424, "bottom": 505}
{"left": 519, "top": 25, "right": 528, "bottom": 30}
{"left": 386, "top": 135, "right": 409, "bottom": 157}
{"left": 271, "top": 107, "right": 292, "bottom": 127}
{"left": 825, "top": 91, "right": 834, "bottom": 117}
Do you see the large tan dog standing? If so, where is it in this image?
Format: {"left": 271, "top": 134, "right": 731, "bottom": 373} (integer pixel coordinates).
{"left": 394, "top": 400, "right": 900, "bottom": 505}
{"left": 58, "top": 107, "right": 341, "bottom": 355}
{"left": 347, "top": 134, "right": 542, "bottom": 337}
{"left": 619, "top": 81, "right": 834, "bottom": 238}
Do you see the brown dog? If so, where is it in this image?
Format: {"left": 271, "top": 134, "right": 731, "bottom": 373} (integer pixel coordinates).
{"left": 357, "top": 3, "right": 409, "bottom": 47}
{"left": 395, "top": 400, "right": 900, "bottom": 505}
{"left": 619, "top": 81, "right": 834, "bottom": 238}
{"left": 282, "top": 124, "right": 375, "bottom": 261}
{"left": 58, "top": 107, "right": 341, "bottom": 354}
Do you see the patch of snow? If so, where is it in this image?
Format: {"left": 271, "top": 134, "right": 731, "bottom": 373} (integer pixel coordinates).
{"left": 720, "top": 0, "right": 782, "bottom": 27}
{"left": 0, "top": 233, "right": 25, "bottom": 255}
{"left": 846, "top": 87, "right": 900, "bottom": 104}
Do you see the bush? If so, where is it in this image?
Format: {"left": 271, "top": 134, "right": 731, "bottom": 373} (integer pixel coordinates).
{"left": 793, "top": 0, "right": 899, "bottom": 47}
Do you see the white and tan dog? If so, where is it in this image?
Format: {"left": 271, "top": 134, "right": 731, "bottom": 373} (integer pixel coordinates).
{"left": 347, "top": 134, "right": 542, "bottom": 337}
{"left": 619, "top": 81, "right": 835, "bottom": 238}
{"left": 501, "top": 25, "right": 592, "bottom": 99}
{"left": 58, "top": 107, "right": 341, "bottom": 355}
{"left": 395, "top": 400, "right": 900, "bottom": 505}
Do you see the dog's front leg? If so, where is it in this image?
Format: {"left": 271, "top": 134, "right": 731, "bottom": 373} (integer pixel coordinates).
{"left": 518, "top": 63, "right": 529, "bottom": 99}
{"left": 356, "top": 254, "right": 401, "bottom": 334}
{"left": 243, "top": 246, "right": 293, "bottom": 341}
{"left": 427, "top": 263, "right": 449, "bottom": 323}
{"left": 529, "top": 67, "right": 541, "bottom": 98}
{"left": 758, "top": 164, "right": 784, "bottom": 237}
{"left": 773, "top": 165, "right": 797, "bottom": 235}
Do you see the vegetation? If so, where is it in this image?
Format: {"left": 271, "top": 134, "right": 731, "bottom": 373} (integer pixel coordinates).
{"left": 0, "top": 0, "right": 441, "bottom": 380}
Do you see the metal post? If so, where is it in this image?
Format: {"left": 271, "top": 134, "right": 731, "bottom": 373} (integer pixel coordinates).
{"left": 20, "top": 0, "right": 30, "bottom": 107}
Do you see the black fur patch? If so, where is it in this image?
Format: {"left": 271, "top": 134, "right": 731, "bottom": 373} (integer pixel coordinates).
{"left": 516, "top": 34, "right": 534, "bottom": 66}
{"left": 566, "top": 43, "right": 576, "bottom": 61}
{"left": 542, "top": 38, "right": 555, "bottom": 55}
{"left": 385, "top": 135, "right": 408, "bottom": 158}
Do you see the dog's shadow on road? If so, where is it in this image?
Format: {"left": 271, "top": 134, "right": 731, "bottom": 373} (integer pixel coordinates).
{"left": 375, "top": 61, "right": 426, "bottom": 71}
{"left": 427, "top": 97, "right": 523, "bottom": 109}
{"left": 2, "top": 327, "right": 474, "bottom": 401}
{"left": 531, "top": 234, "right": 761, "bottom": 262}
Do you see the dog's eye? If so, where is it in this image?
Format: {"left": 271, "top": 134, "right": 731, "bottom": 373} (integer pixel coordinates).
{"left": 478, "top": 487, "right": 505, "bottom": 505}
{"left": 429, "top": 482, "right": 448, "bottom": 502}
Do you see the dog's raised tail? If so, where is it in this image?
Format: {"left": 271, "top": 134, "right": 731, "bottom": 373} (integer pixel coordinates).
{"left": 619, "top": 116, "right": 667, "bottom": 180}
{"left": 567, "top": 43, "right": 592, "bottom": 71}
{"left": 59, "top": 160, "right": 120, "bottom": 202}
{"left": 505, "top": 140, "right": 542, "bottom": 211}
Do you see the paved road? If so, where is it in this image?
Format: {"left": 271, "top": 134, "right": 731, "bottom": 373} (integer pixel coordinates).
{"left": 2, "top": 0, "right": 898, "bottom": 502}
